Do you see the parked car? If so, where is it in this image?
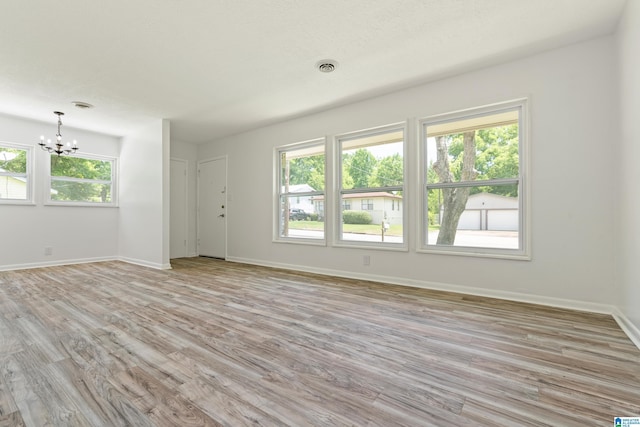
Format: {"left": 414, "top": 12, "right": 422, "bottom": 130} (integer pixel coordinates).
{"left": 289, "top": 208, "right": 309, "bottom": 221}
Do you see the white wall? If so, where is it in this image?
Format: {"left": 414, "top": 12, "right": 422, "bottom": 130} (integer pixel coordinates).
{"left": 118, "top": 119, "right": 171, "bottom": 269}
{"left": 171, "top": 139, "right": 198, "bottom": 257}
{"left": 199, "top": 36, "right": 618, "bottom": 311}
{"left": 616, "top": 0, "right": 640, "bottom": 337}
{"left": 0, "top": 113, "right": 120, "bottom": 270}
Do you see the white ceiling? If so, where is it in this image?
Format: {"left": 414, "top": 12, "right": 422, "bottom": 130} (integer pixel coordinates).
{"left": 0, "top": 0, "right": 627, "bottom": 143}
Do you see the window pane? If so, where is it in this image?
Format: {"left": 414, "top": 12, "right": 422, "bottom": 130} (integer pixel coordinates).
{"left": 0, "top": 175, "right": 28, "bottom": 200}
{"left": 51, "top": 180, "right": 112, "bottom": 203}
{"left": 277, "top": 141, "right": 325, "bottom": 242}
{"left": 0, "top": 148, "right": 27, "bottom": 173}
{"left": 280, "top": 147, "right": 324, "bottom": 192}
{"left": 49, "top": 154, "right": 114, "bottom": 204}
{"left": 279, "top": 195, "right": 324, "bottom": 240}
{"left": 339, "top": 127, "right": 404, "bottom": 245}
{"left": 0, "top": 146, "right": 29, "bottom": 201}
{"left": 426, "top": 185, "right": 519, "bottom": 249}
{"left": 341, "top": 130, "right": 403, "bottom": 190}
{"left": 51, "top": 156, "right": 112, "bottom": 180}
{"left": 341, "top": 193, "right": 403, "bottom": 244}
{"left": 426, "top": 111, "right": 519, "bottom": 184}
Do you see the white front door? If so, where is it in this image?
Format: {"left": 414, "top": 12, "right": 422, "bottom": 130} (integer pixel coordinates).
{"left": 170, "top": 158, "right": 188, "bottom": 259}
{"left": 198, "top": 157, "right": 227, "bottom": 258}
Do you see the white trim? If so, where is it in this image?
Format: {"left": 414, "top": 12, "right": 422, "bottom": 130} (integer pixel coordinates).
{"left": 170, "top": 157, "right": 189, "bottom": 259}
{"left": 612, "top": 308, "right": 640, "bottom": 350}
{"left": 45, "top": 151, "right": 118, "bottom": 207}
{"left": 118, "top": 256, "right": 172, "bottom": 270}
{"left": 332, "top": 241, "right": 408, "bottom": 252}
{"left": 334, "top": 122, "right": 408, "bottom": 250}
{"left": 273, "top": 237, "right": 326, "bottom": 247}
{"left": 225, "top": 256, "right": 640, "bottom": 349}
{"left": 2, "top": 255, "right": 636, "bottom": 350}
{"left": 0, "top": 141, "right": 34, "bottom": 204}
{"left": 226, "top": 255, "right": 613, "bottom": 313}
{"left": 0, "top": 201, "right": 36, "bottom": 206}
{"left": 0, "top": 256, "right": 117, "bottom": 272}
{"left": 273, "top": 138, "right": 327, "bottom": 244}
{"left": 418, "top": 98, "right": 529, "bottom": 259}
{"left": 417, "top": 246, "right": 531, "bottom": 261}
{"left": 0, "top": 256, "right": 172, "bottom": 272}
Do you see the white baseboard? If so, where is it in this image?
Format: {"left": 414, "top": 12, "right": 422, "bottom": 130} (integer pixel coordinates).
{"left": 3, "top": 255, "right": 637, "bottom": 350}
{"left": 0, "top": 256, "right": 172, "bottom": 272}
{"left": 118, "top": 257, "right": 172, "bottom": 270}
{"left": 226, "top": 256, "right": 640, "bottom": 350}
{"left": 612, "top": 309, "right": 640, "bottom": 350}
{"left": 0, "top": 256, "right": 116, "bottom": 272}
{"left": 226, "top": 256, "right": 614, "bottom": 314}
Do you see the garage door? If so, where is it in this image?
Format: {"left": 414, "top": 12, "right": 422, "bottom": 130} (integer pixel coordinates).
{"left": 488, "top": 209, "right": 518, "bottom": 231}
{"left": 457, "top": 210, "right": 481, "bottom": 230}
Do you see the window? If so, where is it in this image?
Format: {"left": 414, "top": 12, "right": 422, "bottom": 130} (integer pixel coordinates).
{"left": 275, "top": 139, "right": 325, "bottom": 242}
{"left": 337, "top": 124, "right": 405, "bottom": 247}
{"left": 47, "top": 153, "right": 117, "bottom": 206}
{"left": 0, "top": 143, "right": 32, "bottom": 203}
{"left": 342, "top": 200, "right": 351, "bottom": 211}
{"left": 361, "top": 199, "right": 373, "bottom": 210}
{"left": 420, "top": 99, "right": 527, "bottom": 258}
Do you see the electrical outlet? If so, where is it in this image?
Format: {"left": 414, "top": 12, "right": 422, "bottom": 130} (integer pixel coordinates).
{"left": 44, "top": 247, "right": 53, "bottom": 256}
{"left": 363, "top": 255, "right": 370, "bottom": 266}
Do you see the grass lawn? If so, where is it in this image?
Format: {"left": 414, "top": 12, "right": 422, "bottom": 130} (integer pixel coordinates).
{"left": 288, "top": 221, "right": 403, "bottom": 236}
{"left": 288, "top": 220, "right": 441, "bottom": 235}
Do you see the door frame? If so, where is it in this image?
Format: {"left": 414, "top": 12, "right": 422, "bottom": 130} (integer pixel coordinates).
{"left": 170, "top": 157, "right": 189, "bottom": 259}
{"left": 197, "top": 155, "right": 228, "bottom": 259}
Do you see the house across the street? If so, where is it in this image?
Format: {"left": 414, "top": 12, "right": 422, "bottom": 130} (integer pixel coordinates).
{"left": 0, "top": 168, "right": 27, "bottom": 200}
{"left": 285, "top": 184, "right": 316, "bottom": 214}
{"left": 313, "top": 191, "right": 402, "bottom": 225}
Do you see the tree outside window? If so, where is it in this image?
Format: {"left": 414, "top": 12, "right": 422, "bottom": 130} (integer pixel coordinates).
{"left": 421, "top": 100, "right": 526, "bottom": 255}
{"left": 48, "top": 154, "right": 116, "bottom": 205}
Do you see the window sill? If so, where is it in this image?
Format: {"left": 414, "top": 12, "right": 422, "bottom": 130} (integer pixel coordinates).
{"left": 273, "top": 237, "right": 327, "bottom": 246}
{"left": 0, "top": 201, "right": 36, "bottom": 206}
{"left": 44, "top": 202, "right": 119, "bottom": 208}
{"left": 418, "top": 246, "right": 531, "bottom": 261}
{"left": 333, "top": 241, "right": 408, "bottom": 252}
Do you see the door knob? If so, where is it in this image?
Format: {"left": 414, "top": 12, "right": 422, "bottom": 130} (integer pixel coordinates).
{"left": 218, "top": 214, "right": 225, "bottom": 218}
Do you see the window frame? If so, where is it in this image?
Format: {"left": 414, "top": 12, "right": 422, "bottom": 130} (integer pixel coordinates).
{"left": 0, "top": 141, "right": 34, "bottom": 205}
{"left": 334, "top": 122, "right": 408, "bottom": 251}
{"left": 418, "top": 98, "right": 529, "bottom": 259}
{"left": 45, "top": 152, "right": 118, "bottom": 207}
{"left": 273, "top": 138, "right": 326, "bottom": 245}
{"left": 361, "top": 199, "right": 374, "bottom": 210}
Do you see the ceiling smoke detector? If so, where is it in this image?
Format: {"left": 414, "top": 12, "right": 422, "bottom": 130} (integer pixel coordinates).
{"left": 316, "top": 60, "right": 338, "bottom": 73}
{"left": 72, "top": 101, "right": 94, "bottom": 109}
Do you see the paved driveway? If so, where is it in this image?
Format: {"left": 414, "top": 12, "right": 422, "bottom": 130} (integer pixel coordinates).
{"left": 287, "top": 228, "right": 519, "bottom": 249}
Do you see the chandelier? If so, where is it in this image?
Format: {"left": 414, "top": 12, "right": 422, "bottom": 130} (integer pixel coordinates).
{"left": 38, "top": 111, "right": 79, "bottom": 156}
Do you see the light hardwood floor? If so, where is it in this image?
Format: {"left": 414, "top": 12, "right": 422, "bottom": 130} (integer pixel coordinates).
{"left": 0, "top": 257, "right": 638, "bottom": 426}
